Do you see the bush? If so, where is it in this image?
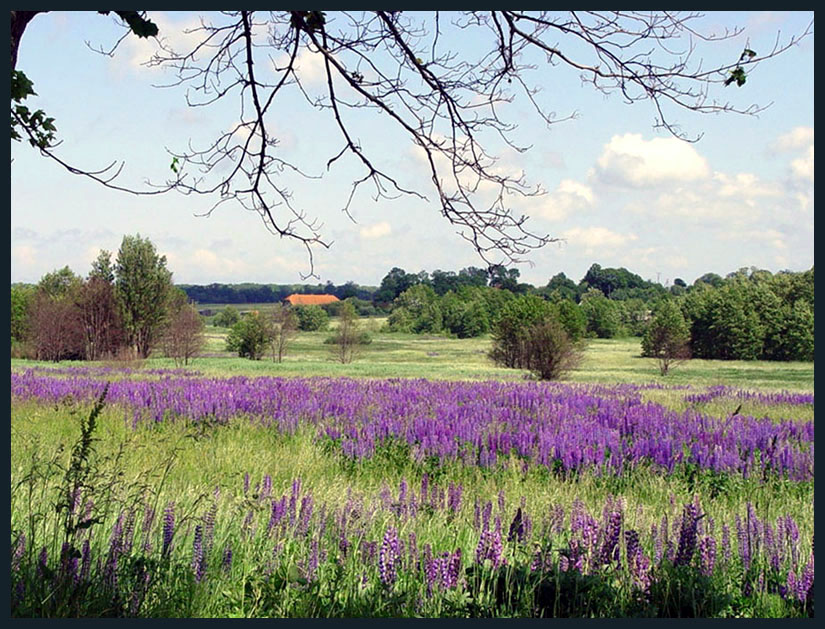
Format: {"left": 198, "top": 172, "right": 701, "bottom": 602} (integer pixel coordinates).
{"left": 295, "top": 305, "right": 329, "bottom": 331}
{"left": 213, "top": 306, "right": 240, "bottom": 328}
{"left": 226, "top": 313, "right": 270, "bottom": 359}
{"left": 490, "top": 295, "right": 582, "bottom": 380}
{"left": 489, "top": 295, "right": 553, "bottom": 368}
{"left": 522, "top": 318, "right": 582, "bottom": 380}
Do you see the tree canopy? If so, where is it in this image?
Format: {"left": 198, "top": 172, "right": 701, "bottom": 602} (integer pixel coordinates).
{"left": 9, "top": 11, "right": 813, "bottom": 277}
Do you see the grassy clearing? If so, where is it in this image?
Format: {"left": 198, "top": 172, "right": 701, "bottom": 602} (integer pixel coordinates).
{"left": 12, "top": 333, "right": 814, "bottom": 391}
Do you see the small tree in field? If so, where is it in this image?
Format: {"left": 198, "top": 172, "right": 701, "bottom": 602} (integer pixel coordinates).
{"left": 328, "top": 301, "right": 368, "bottom": 364}
{"left": 226, "top": 312, "right": 270, "bottom": 360}
{"left": 213, "top": 306, "right": 240, "bottom": 328}
{"left": 490, "top": 294, "right": 582, "bottom": 380}
{"left": 523, "top": 318, "right": 582, "bottom": 380}
{"left": 27, "top": 291, "right": 85, "bottom": 361}
{"left": 642, "top": 300, "right": 691, "bottom": 375}
{"left": 162, "top": 293, "right": 205, "bottom": 366}
{"left": 270, "top": 304, "right": 298, "bottom": 363}
{"left": 295, "top": 305, "right": 329, "bottom": 331}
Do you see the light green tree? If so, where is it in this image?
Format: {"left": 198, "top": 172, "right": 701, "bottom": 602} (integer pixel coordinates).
{"left": 115, "top": 234, "right": 174, "bottom": 358}
{"left": 641, "top": 300, "right": 691, "bottom": 375}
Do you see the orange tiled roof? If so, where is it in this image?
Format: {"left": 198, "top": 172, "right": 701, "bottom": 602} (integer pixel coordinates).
{"left": 284, "top": 294, "right": 340, "bottom": 306}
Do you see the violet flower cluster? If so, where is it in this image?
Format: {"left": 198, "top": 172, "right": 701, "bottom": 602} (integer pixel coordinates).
{"left": 11, "top": 475, "right": 814, "bottom": 614}
{"left": 11, "top": 371, "right": 814, "bottom": 481}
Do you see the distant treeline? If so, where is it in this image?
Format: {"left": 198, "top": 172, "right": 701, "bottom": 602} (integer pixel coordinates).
{"left": 178, "top": 281, "right": 376, "bottom": 304}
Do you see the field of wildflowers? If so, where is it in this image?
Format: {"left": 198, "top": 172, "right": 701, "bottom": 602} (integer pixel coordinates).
{"left": 10, "top": 365, "right": 814, "bottom": 617}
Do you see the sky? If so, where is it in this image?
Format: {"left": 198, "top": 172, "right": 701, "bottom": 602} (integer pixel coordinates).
{"left": 10, "top": 11, "right": 815, "bottom": 288}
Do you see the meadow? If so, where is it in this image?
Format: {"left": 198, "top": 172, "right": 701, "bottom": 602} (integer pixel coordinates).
{"left": 10, "top": 330, "right": 814, "bottom": 617}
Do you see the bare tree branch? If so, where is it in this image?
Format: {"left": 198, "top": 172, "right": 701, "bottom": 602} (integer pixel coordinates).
{"left": 11, "top": 10, "right": 814, "bottom": 277}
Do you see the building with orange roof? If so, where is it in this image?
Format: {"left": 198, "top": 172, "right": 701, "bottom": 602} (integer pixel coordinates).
{"left": 284, "top": 294, "right": 340, "bottom": 306}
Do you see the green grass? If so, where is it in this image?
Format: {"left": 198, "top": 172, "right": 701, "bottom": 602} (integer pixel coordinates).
{"left": 9, "top": 330, "right": 814, "bottom": 617}
{"left": 14, "top": 332, "right": 812, "bottom": 391}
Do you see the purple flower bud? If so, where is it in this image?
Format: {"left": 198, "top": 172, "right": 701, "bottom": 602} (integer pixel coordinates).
{"left": 162, "top": 501, "right": 175, "bottom": 557}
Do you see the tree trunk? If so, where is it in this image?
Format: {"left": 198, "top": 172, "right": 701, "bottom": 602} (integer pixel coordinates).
{"left": 11, "top": 11, "right": 43, "bottom": 70}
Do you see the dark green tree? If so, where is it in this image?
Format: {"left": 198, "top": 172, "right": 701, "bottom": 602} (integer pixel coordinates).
{"left": 544, "top": 272, "right": 579, "bottom": 302}
{"left": 294, "top": 304, "right": 329, "bottom": 331}
{"left": 88, "top": 249, "right": 116, "bottom": 283}
{"left": 783, "top": 300, "right": 814, "bottom": 362}
{"left": 213, "top": 306, "right": 241, "bottom": 328}
{"left": 553, "top": 299, "right": 587, "bottom": 342}
{"left": 387, "top": 284, "right": 442, "bottom": 334}
{"left": 36, "top": 266, "right": 81, "bottom": 300}
{"left": 579, "top": 289, "right": 623, "bottom": 338}
{"left": 489, "top": 294, "right": 553, "bottom": 368}
{"left": 226, "top": 312, "right": 270, "bottom": 360}
{"left": 10, "top": 283, "right": 35, "bottom": 347}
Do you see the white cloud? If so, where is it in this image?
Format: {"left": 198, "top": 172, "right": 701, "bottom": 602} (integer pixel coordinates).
{"left": 360, "top": 221, "right": 392, "bottom": 239}
{"left": 771, "top": 126, "right": 814, "bottom": 153}
{"left": 712, "top": 172, "right": 782, "bottom": 200}
{"left": 720, "top": 228, "right": 787, "bottom": 251}
{"left": 595, "top": 133, "right": 710, "bottom": 188}
{"left": 791, "top": 145, "right": 814, "bottom": 182}
{"left": 527, "top": 179, "right": 594, "bottom": 222}
{"left": 561, "top": 226, "right": 637, "bottom": 254}
{"left": 285, "top": 48, "right": 328, "bottom": 85}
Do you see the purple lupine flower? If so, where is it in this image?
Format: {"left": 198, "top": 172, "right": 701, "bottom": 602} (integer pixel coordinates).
{"left": 243, "top": 472, "right": 250, "bottom": 495}
{"left": 123, "top": 509, "right": 137, "bottom": 555}
{"left": 721, "top": 524, "right": 732, "bottom": 566}
{"left": 360, "top": 540, "right": 378, "bottom": 565}
{"left": 420, "top": 474, "right": 429, "bottom": 505}
{"left": 698, "top": 536, "right": 717, "bottom": 576}
{"left": 482, "top": 501, "right": 493, "bottom": 532}
{"left": 736, "top": 514, "right": 751, "bottom": 570}
{"left": 395, "top": 478, "right": 408, "bottom": 517}
{"left": 407, "top": 532, "right": 418, "bottom": 571}
{"left": 242, "top": 510, "right": 255, "bottom": 539}
{"left": 379, "top": 526, "right": 401, "bottom": 588}
{"left": 11, "top": 533, "right": 25, "bottom": 572}
{"left": 473, "top": 499, "right": 481, "bottom": 530}
{"left": 204, "top": 501, "right": 218, "bottom": 554}
{"left": 296, "top": 495, "right": 314, "bottom": 537}
{"left": 141, "top": 504, "right": 156, "bottom": 554}
{"left": 487, "top": 529, "right": 505, "bottom": 569}
{"left": 304, "top": 538, "right": 320, "bottom": 583}
{"left": 507, "top": 508, "right": 525, "bottom": 544}
{"left": 599, "top": 506, "right": 623, "bottom": 566}
{"left": 674, "top": 503, "right": 702, "bottom": 567}
{"left": 59, "top": 542, "right": 77, "bottom": 584}
{"left": 109, "top": 511, "right": 125, "bottom": 559}
{"left": 162, "top": 501, "right": 175, "bottom": 557}
{"left": 786, "top": 570, "right": 797, "bottom": 600}
{"left": 447, "top": 483, "right": 462, "bottom": 514}
{"left": 424, "top": 553, "right": 440, "bottom": 597}
{"left": 444, "top": 548, "right": 462, "bottom": 589}
{"left": 475, "top": 529, "right": 490, "bottom": 565}
{"left": 37, "top": 546, "right": 48, "bottom": 579}
{"left": 796, "top": 556, "right": 814, "bottom": 602}
{"left": 192, "top": 524, "right": 205, "bottom": 583}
